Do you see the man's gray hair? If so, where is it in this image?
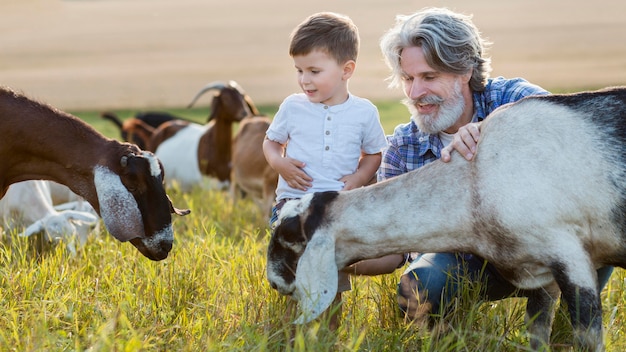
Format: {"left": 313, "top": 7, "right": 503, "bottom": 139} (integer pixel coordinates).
{"left": 380, "top": 7, "right": 492, "bottom": 92}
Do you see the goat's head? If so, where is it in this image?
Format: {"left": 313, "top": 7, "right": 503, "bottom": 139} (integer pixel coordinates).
{"left": 94, "top": 149, "right": 190, "bottom": 261}
{"left": 187, "top": 80, "right": 256, "bottom": 123}
{"left": 266, "top": 191, "right": 340, "bottom": 324}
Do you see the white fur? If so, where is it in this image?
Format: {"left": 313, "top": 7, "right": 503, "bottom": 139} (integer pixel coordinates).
{"left": 155, "top": 123, "right": 206, "bottom": 191}
{"left": 0, "top": 180, "right": 98, "bottom": 255}
{"left": 94, "top": 165, "right": 144, "bottom": 242}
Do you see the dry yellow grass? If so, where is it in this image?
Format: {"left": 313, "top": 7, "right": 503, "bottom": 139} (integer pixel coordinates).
{"left": 1, "top": 0, "right": 625, "bottom": 111}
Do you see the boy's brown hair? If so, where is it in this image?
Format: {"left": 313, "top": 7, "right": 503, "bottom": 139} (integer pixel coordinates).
{"left": 289, "top": 12, "right": 359, "bottom": 64}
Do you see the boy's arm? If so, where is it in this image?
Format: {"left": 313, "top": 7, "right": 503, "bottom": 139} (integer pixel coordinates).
{"left": 263, "top": 137, "right": 312, "bottom": 191}
{"left": 340, "top": 152, "right": 381, "bottom": 190}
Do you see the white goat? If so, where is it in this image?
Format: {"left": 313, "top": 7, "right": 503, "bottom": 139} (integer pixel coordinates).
{"left": 0, "top": 86, "right": 190, "bottom": 261}
{"left": 267, "top": 87, "right": 626, "bottom": 351}
{"left": 49, "top": 181, "right": 101, "bottom": 245}
{"left": 0, "top": 180, "right": 98, "bottom": 255}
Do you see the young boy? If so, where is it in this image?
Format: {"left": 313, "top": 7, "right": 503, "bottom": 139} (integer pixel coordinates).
{"left": 263, "top": 12, "right": 388, "bottom": 329}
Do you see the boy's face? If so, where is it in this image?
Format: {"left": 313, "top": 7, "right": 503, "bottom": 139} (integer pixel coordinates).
{"left": 293, "top": 49, "right": 354, "bottom": 106}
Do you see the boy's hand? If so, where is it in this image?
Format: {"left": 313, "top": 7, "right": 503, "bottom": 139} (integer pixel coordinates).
{"left": 275, "top": 157, "right": 312, "bottom": 191}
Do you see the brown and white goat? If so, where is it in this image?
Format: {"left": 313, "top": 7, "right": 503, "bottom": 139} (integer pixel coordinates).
{"left": 231, "top": 116, "right": 278, "bottom": 216}
{"left": 267, "top": 87, "right": 626, "bottom": 351}
{"left": 0, "top": 86, "right": 190, "bottom": 261}
{"left": 150, "top": 81, "right": 257, "bottom": 191}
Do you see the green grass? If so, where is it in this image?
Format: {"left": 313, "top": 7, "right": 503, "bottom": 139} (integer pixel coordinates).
{"left": 1, "top": 100, "right": 625, "bottom": 351}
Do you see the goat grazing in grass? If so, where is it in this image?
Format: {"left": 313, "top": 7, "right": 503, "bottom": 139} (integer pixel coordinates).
{"left": 150, "top": 81, "right": 257, "bottom": 191}
{"left": 0, "top": 86, "right": 190, "bottom": 261}
{"left": 267, "top": 87, "right": 626, "bottom": 351}
{"left": 231, "top": 115, "right": 278, "bottom": 216}
{"left": 0, "top": 180, "right": 98, "bottom": 255}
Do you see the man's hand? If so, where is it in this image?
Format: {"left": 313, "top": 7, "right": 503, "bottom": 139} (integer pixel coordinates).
{"left": 441, "top": 122, "right": 481, "bottom": 162}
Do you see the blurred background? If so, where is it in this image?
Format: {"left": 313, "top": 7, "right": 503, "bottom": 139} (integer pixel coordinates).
{"left": 2, "top": 0, "right": 625, "bottom": 110}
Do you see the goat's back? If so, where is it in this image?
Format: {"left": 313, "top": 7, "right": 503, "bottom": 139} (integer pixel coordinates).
{"left": 149, "top": 120, "right": 190, "bottom": 152}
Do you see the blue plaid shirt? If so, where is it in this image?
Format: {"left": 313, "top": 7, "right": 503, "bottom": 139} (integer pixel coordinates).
{"left": 378, "top": 77, "right": 549, "bottom": 180}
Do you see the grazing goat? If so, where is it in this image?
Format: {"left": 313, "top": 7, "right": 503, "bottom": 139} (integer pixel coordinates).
{"left": 150, "top": 81, "right": 257, "bottom": 191}
{"left": 231, "top": 116, "right": 278, "bottom": 216}
{"left": 49, "top": 181, "right": 102, "bottom": 242}
{"left": 0, "top": 86, "right": 190, "bottom": 261}
{"left": 0, "top": 180, "right": 98, "bottom": 255}
{"left": 101, "top": 111, "right": 183, "bottom": 150}
{"left": 267, "top": 87, "right": 626, "bottom": 351}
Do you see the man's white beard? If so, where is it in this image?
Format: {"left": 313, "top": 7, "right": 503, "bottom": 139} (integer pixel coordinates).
{"left": 405, "top": 80, "right": 465, "bottom": 134}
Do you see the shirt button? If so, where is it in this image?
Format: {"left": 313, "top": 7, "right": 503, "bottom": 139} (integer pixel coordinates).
{"left": 325, "top": 146, "right": 330, "bottom": 151}
{"left": 325, "top": 131, "right": 330, "bottom": 135}
{"left": 324, "top": 106, "right": 329, "bottom": 109}
{"left": 327, "top": 116, "right": 331, "bottom": 121}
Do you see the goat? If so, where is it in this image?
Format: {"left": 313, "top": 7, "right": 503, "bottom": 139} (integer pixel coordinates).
{"left": 101, "top": 111, "right": 182, "bottom": 150}
{"left": 150, "top": 81, "right": 257, "bottom": 191}
{"left": 0, "top": 180, "right": 98, "bottom": 255}
{"left": 267, "top": 87, "right": 626, "bottom": 351}
{"left": 48, "top": 181, "right": 102, "bottom": 242}
{"left": 0, "top": 86, "right": 190, "bottom": 261}
{"left": 231, "top": 115, "right": 278, "bottom": 216}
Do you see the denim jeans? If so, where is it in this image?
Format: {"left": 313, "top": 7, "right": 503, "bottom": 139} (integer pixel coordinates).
{"left": 397, "top": 252, "right": 614, "bottom": 319}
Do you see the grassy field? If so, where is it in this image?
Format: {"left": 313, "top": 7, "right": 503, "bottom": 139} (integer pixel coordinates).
{"left": 0, "top": 102, "right": 625, "bottom": 351}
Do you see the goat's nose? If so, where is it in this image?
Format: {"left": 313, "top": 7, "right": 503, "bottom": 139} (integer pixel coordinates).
{"left": 160, "top": 239, "right": 173, "bottom": 253}
{"left": 270, "top": 281, "right": 277, "bottom": 290}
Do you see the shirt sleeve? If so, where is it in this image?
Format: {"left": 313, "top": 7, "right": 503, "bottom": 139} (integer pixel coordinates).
{"left": 475, "top": 77, "right": 550, "bottom": 119}
{"left": 265, "top": 98, "right": 291, "bottom": 144}
{"left": 361, "top": 108, "right": 388, "bottom": 155}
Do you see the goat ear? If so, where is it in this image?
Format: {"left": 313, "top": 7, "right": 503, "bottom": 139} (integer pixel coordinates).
{"left": 19, "top": 220, "right": 45, "bottom": 237}
{"left": 293, "top": 232, "right": 338, "bottom": 324}
{"left": 168, "top": 195, "right": 191, "bottom": 216}
{"left": 120, "top": 155, "right": 129, "bottom": 167}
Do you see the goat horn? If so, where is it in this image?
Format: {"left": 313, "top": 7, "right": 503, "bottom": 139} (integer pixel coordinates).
{"left": 187, "top": 81, "right": 227, "bottom": 108}
{"left": 227, "top": 80, "right": 261, "bottom": 116}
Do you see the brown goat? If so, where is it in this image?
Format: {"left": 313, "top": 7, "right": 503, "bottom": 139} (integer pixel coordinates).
{"left": 0, "top": 86, "right": 190, "bottom": 261}
{"left": 150, "top": 81, "right": 255, "bottom": 191}
{"left": 231, "top": 116, "right": 278, "bottom": 216}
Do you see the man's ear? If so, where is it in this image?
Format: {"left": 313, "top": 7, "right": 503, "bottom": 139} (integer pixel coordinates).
{"left": 342, "top": 60, "right": 356, "bottom": 80}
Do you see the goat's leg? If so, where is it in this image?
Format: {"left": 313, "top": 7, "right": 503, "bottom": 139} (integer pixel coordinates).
{"left": 552, "top": 262, "right": 604, "bottom": 352}
{"left": 525, "top": 284, "right": 559, "bottom": 350}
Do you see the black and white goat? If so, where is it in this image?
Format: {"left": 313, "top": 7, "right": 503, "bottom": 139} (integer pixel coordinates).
{"left": 267, "top": 87, "right": 626, "bottom": 351}
{"left": 0, "top": 86, "right": 190, "bottom": 261}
